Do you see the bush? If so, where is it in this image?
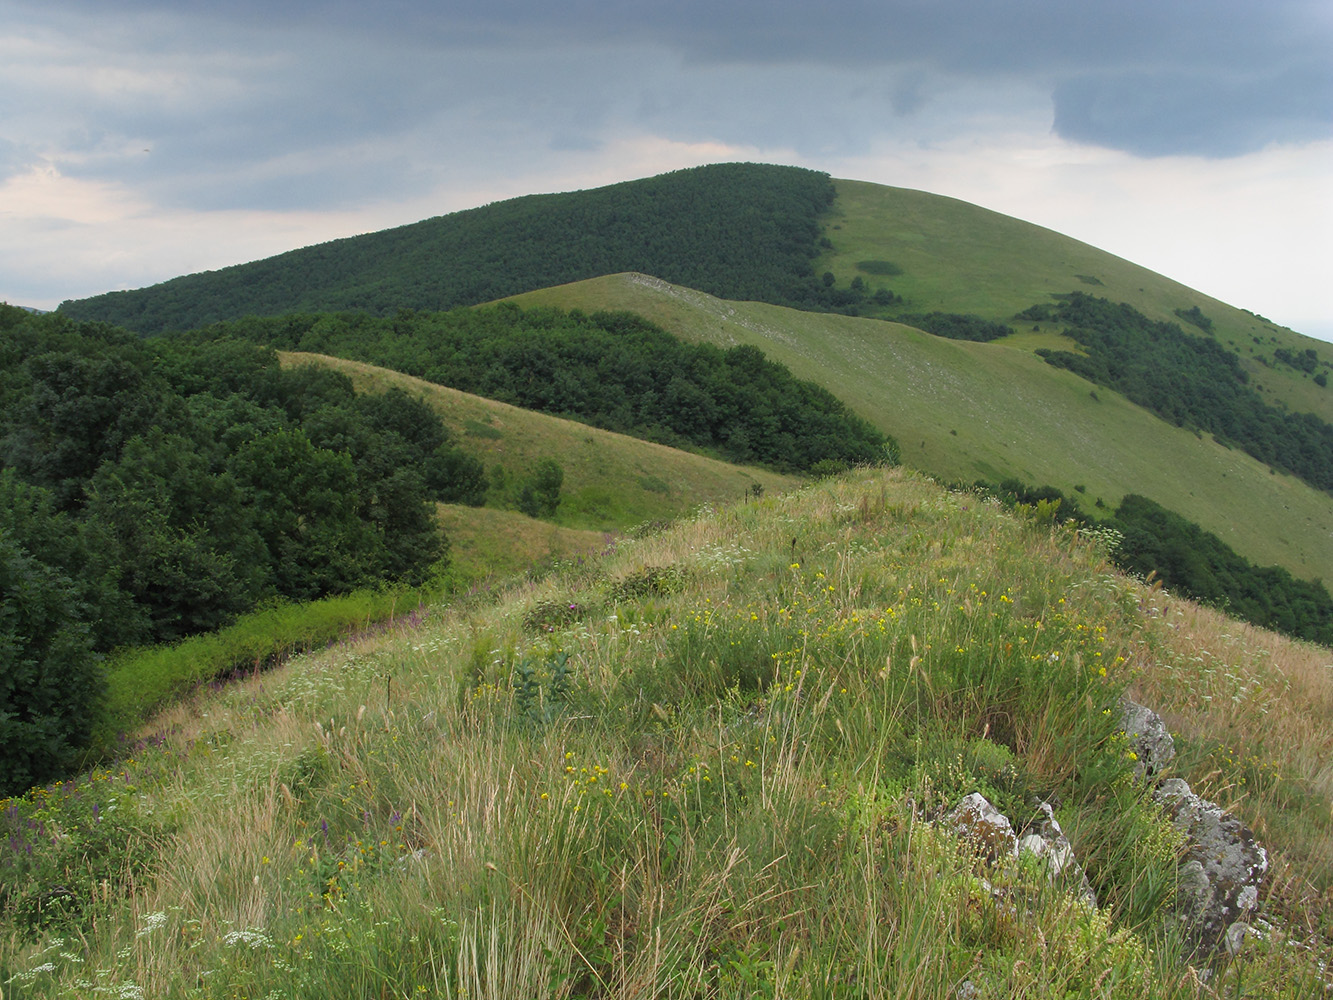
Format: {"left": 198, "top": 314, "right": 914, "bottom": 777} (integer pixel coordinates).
{"left": 0, "top": 535, "right": 104, "bottom": 796}
{"left": 516, "top": 459, "right": 564, "bottom": 518}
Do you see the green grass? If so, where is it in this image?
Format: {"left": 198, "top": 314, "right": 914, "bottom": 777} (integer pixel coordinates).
{"left": 95, "top": 582, "right": 448, "bottom": 747}
{"left": 78, "top": 354, "right": 798, "bottom": 770}
{"left": 436, "top": 504, "right": 610, "bottom": 584}
{"left": 280, "top": 352, "right": 798, "bottom": 538}
{"left": 3, "top": 470, "right": 1327, "bottom": 998}
{"left": 819, "top": 179, "right": 1333, "bottom": 428}
{"left": 509, "top": 274, "right": 1333, "bottom": 588}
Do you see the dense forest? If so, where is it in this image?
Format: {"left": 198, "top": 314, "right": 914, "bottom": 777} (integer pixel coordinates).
{"left": 895, "top": 312, "right": 1014, "bottom": 342}
{"left": 0, "top": 305, "right": 484, "bottom": 791}
{"left": 974, "top": 478, "right": 1333, "bottom": 646}
{"left": 1031, "top": 293, "right": 1333, "bottom": 495}
{"left": 194, "top": 303, "right": 891, "bottom": 472}
{"left": 59, "top": 164, "right": 848, "bottom": 333}
{"left": 1110, "top": 494, "right": 1333, "bottom": 644}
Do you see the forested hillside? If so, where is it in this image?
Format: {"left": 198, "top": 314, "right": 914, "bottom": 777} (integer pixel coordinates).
{"left": 0, "top": 305, "right": 483, "bottom": 791}
{"left": 1032, "top": 294, "right": 1333, "bottom": 495}
{"left": 192, "top": 303, "right": 890, "bottom": 472}
{"left": 59, "top": 164, "right": 842, "bottom": 333}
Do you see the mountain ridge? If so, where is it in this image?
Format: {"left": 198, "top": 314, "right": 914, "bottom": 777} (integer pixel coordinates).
{"left": 510, "top": 273, "right": 1333, "bottom": 587}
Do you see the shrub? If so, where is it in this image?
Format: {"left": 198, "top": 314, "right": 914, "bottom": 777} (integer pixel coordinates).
{"left": 516, "top": 459, "right": 563, "bottom": 518}
{"left": 0, "top": 535, "right": 104, "bottom": 796}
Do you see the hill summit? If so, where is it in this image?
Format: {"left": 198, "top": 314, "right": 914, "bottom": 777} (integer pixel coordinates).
{"left": 59, "top": 163, "right": 839, "bottom": 332}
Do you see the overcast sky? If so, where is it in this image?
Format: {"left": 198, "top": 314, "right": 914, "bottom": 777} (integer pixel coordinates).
{"left": 3, "top": 0, "right": 1331, "bottom": 338}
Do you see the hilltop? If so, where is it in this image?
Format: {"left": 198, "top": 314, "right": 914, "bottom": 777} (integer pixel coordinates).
{"left": 57, "top": 166, "right": 1330, "bottom": 429}
{"left": 815, "top": 179, "right": 1332, "bottom": 429}
{"left": 3, "top": 469, "right": 1329, "bottom": 997}
{"left": 53, "top": 166, "right": 1333, "bottom": 597}
{"left": 57, "top": 164, "right": 839, "bottom": 332}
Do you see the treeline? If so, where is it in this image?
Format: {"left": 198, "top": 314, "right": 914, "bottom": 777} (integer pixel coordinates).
{"left": 59, "top": 164, "right": 843, "bottom": 334}
{"left": 975, "top": 479, "right": 1333, "bottom": 647}
{"left": 0, "top": 305, "right": 483, "bottom": 792}
{"left": 1031, "top": 293, "right": 1333, "bottom": 494}
{"left": 898, "top": 312, "right": 1014, "bottom": 342}
{"left": 197, "top": 303, "right": 891, "bottom": 472}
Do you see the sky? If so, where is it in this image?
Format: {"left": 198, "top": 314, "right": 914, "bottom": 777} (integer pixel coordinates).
{"left": 2, "top": 1, "right": 1331, "bottom": 339}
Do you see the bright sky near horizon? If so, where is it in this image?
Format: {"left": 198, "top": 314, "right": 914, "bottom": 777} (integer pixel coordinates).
{"left": 2, "top": 1, "right": 1331, "bottom": 339}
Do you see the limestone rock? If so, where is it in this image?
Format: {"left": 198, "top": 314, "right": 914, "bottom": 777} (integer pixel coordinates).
{"left": 944, "top": 794, "right": 1098, "bottom": 908}
{"left": 1121, "top": 698, "right": 1176, "bottom": 779}
{"left": 1018, "top": 801, "right": 1097, "bottom": 907}
{"left": 946, "top": 792, "right": 1018, "bottom": 863}
{"left": 1155, "top": 777, "right": 1268, "bottom": 954}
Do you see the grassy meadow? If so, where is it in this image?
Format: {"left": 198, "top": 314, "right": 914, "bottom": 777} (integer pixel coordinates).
{"left": 818, "top": 179, "right": 1333, "bottom": 425}
{"left": 510, "top": 275, "right": 1333, "bottom": 587}
{"left": 279, "top": 353, "right": 798, "bottom": 535}
{"left": 3, "top": 469, "right": 1329, "bottom": 998}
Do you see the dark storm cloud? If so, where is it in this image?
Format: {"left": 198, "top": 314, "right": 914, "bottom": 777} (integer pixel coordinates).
{"left": 1053, "top": 64, "right": 1333, "bottom": 158}
{"left": 5, "top": 0, "right": 1330, "bottom": 219}
{"left": 395, "top": 0, "right": 1333, "bottom": 156}
{"left": 120, "top": 2, "right": 1333, "bottom": 153}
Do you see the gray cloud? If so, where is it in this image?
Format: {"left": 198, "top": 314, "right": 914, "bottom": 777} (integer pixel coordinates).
{"left": 2, "top": 0, "right": 1330, "bottom": 223}
{"left": 1053, "top": 62, "right": 1333, "bottom": 158}
{"left": 0, "top": 138, "right": 40, "bottom": 180}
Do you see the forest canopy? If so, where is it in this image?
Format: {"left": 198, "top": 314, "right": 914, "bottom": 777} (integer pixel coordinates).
{"left": 193, "top": 303, "right": 891, "bottom": 473}
{"left": 0, "top": 305, "right": 483, "bottom": 791}
{"left": 59, "top": 164, "right": 843, "bottom": 333}
{"left": 1032, "top": 293, "right": 1333, "bottom": 496}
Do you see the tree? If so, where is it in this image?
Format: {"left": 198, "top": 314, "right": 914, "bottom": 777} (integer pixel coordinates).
{"left": 516, "top": 459, "right": 564, "bottom": 518}
{"left": 229, "top": 430, "right": 381, "bottom": 601}
{"left": 0, "top": 532, "right": 103, "bottom": 795}
{"left": 425, "top": 446, "right": 488, "bottom": 506}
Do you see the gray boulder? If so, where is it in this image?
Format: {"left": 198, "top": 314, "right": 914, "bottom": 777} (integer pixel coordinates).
{"left": 1017, "top": 801, "right": 1097, "bottom": 907}
{"left": 1155, "top": 777, "right": 1268, "bottom": 954}
{"left": 1121, "top": 698, "right": 1176, "bottom": 779}
{"left": 946, "top": 792, "right": 1018, "bottom": 863}
{"left": 945, "top": 794, "right": 1096, "bottom": 905}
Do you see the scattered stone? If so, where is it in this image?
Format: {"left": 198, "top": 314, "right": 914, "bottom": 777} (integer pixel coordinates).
{"left": 937, "top": 697, "right": 1271, "bottom": 959}
{"left": 1155, "top": 777, "right": 1268, "bottom": 954}
{"left": 944, "top": 793, "right": 1097, "bottom": 906}
{"left": 946, "top": 792, "right": 1018, "bottom": 863}
{"left": 1018, "top": 801, "right": 1097, "bottom": 907}
{"left": 1120, "top": 698, "right": 1176, "bottom": 779}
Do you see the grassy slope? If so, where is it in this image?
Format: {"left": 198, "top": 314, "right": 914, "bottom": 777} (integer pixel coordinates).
{"left": 822, "top": 179, "right": 1333, "bottom": 425}
{"left": 279, "top": 352, "right": 798, "bottom": 536}
{"left": 436, "top": 503, "right": 609, "bottom": 583}
{"left": 508, "top": 274, "right": 1333, "bottom": 586}
{"left": 5, "top": 470, "right": 1328, "bottom": 997}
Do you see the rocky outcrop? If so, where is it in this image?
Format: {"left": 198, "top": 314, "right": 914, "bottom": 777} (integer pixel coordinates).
{"left": 944, "top": 792, "right": 1096, "bottom": 906}
{"left": 1120, "top": 698, "right": 1176, "bottom": 779}
{"left": 1118, "top": 698, "right": 1268, "bottom": 956}
{"left": 935, "top": 701, "right": 1270, "bottom": 958}
{"left": 1154, "top": 776, "right": 1269, "bottom": 954}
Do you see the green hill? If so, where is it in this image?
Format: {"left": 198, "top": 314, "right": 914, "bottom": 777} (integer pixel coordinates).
{"left": 4, "top": 469, "right": 1329, "bottom": 996}
{"left": 50, "top": 163, "right": 1333, "bottom": 601}
{"left": 57, "top": 163, "right": 838, "bottom": 332}
{"left": 56, "top": 166, "right": 1331, "bottom": 428}
{"left": 817, "top": 179, "right": 1333, "bottom": 426}
{"left": 282, "top": 351, "right": 799, "bottom": 538}
{"left": 509, "top": 273, "right": 1333, "bottom": 588}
